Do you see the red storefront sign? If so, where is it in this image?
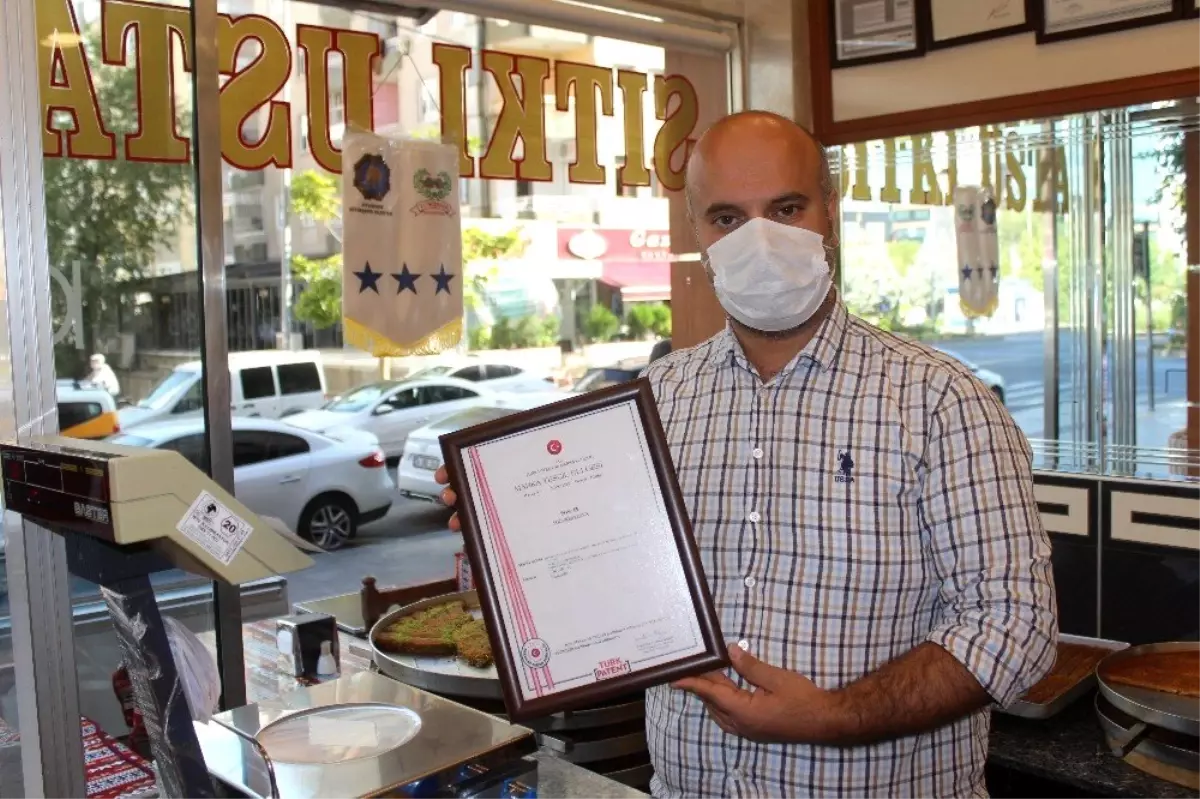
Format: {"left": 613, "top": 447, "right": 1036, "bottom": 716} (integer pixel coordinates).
{"left": 557, "top": 228, "right": 672, "bottom": 262}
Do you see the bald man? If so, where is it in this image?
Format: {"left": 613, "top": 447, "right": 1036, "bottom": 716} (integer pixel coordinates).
{"left": 437, "top": 112, "right": 1056, "bottom": 797}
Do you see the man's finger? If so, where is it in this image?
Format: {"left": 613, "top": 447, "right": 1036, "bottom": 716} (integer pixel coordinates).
{"left": 674, "top": 676, "right": 748, "bottom": 714}
{"left": 729, "top": 644, "right": 787, "bottom": 691}
{"left": 441, "top": 486, "right": 457, "bottom": 507}
{"left": 435, "top": 465, "right": 449, "bottom": 485}
{"left": 448, "top": 512, "right": 461, "bottom": 533}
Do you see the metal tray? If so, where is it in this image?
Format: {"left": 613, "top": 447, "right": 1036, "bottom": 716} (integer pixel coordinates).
{"left": 1096, "top": 641, "right": 1200, "bottom": 737}
{"left": 998, "top": 633, "right": 1129, "bottom": 719}
{"left": 1095, "top": 693, "right": 1199, "bottom": 774}
{"left": 369, "top": 590, "right": 503, "bottom": 700}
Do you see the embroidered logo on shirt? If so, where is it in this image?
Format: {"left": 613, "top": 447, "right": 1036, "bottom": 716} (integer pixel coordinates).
{"left": 835, "top": 450, "right": 855, "bottom": 484}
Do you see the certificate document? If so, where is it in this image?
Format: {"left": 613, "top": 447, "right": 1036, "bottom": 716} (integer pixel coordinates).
{"left": 1041, "top": 0, "right": 1175, "bottom": 36}
{"left": 442, "top": 380, "right": 726, "bottom": 719}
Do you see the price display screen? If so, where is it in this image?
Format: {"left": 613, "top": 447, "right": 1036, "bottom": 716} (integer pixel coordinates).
{"left": 1, "top": 446, "right": 115, "bottom": 539}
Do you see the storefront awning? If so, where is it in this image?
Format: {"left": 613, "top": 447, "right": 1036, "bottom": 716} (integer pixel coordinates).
{"left": 599, "top": 262, "right": 671, "bottom": 303}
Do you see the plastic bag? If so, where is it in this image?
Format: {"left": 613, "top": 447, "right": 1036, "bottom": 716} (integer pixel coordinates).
{"left": 164, "top": 616, "right": 222, "bottom": 723}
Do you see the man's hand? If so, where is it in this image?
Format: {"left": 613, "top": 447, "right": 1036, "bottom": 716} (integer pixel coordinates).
{"left": 673, "top": 644, "right": 844, "bottom": 744}
{"left": 434, "top": 465, "right": 461, "bottom": 532}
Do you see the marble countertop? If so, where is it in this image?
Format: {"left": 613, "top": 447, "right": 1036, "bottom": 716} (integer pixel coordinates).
{"left": 990, "top": 696, "right": 1196, "bottom": 798}
{"left": 533, "top": 752, "right": 647, "bottom": 798}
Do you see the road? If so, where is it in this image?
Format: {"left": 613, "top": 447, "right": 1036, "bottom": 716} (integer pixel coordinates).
{"left": 929, "top": 332, "right": 1187, "bottom": 440}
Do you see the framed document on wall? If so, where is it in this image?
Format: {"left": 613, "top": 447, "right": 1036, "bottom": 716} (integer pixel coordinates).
{"left": 830, "top": 0, "right": 925, "bottom": 68}
{"left": 1184, "top": 0, "right": 1199, "bottom": 19}
{"left": 1034, "top": 0, "right": 1180, "bottom": 43}
{"left": 922, "top": 0, "right": 1033, "bottom": 49}
{"left": 440, "top": 380, "right": 728, "bottom": 721}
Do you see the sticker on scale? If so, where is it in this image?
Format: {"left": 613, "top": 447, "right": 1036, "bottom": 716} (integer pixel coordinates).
{"left": 176, "top": 491, "right": 253, "bottom": 566}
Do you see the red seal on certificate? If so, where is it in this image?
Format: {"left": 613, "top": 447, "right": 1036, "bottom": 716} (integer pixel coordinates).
{"left": 546, "top": 440, "right": 562, "bottom": 456}
{"left": 520, "top": 638, "right": 551, "bottom": 669}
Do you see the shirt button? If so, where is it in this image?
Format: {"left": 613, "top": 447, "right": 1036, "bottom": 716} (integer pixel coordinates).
{"left": 747, "top": 511, "right": 760, "bottom": 523}
{"left": 731, "top": 767, "right": 744, "bottom": 779}
{"left": 743, "top": 575, "right": 756, "bottom": 588}
{"left": 737, "top": 639, "right": 750, "bottom": 651}
{"left": 751, "top": 447, "right": 764, "bottom": 459}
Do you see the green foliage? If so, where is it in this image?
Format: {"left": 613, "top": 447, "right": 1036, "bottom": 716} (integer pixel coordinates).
{"left": 45, "top": 29, "right": 193, "bottom": 375}
{"left": 290, "top": 170, "right": 342, "bottom": 228}
{"left": 489, "top": 314, "right": 559, "bottom": 349}
{"left": 291, "top": 255, "right": 343, "bottom": 329}
{"left": 583, "top": 305, "right": 621, "bottom": 343}
{"left": 626, "top": 303, "right": 672, "bottom": 339}
{"left": 468, "top": 325, "right": 492, "bottom": 350}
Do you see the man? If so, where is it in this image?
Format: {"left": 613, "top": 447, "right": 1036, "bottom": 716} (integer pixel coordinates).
{"left": 87, "top": 353, "right": 120, "bottom": 397}
{"left": 437, "top": 111, "right": 1056, "bottom": 797}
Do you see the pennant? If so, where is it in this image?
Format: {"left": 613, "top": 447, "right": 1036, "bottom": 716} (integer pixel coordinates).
{"left": 953, "top": 186, "right": 1000, "bottom": 319}
{"left": 342, "top": 130, "right": 464, "bottom": 356}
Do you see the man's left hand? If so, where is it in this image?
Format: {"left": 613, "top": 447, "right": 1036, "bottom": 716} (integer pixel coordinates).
{"left": 673, "top": 644, "right": 845, "bottom": 744}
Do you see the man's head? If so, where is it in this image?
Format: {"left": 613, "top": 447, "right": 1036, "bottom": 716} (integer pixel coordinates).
{"left": 89, "top": 354, "right": 105, "bottom": 369}
{"left": 686, "top": 111, "right": 837, "bottom": 260}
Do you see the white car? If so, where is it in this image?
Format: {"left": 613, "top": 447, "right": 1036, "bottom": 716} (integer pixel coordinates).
{"left": 934, "top": 348, "right": 1007, "bottom": 405}
{"left": 397, "top": 393, "right": 568, "bottom": 502}
{"left": 109, "top": 418, "right": 394, "bottom": 551}
{"left": 405, "top": 358, "right": 555, "bottom": 393}
{"left": 286, "top": 377, "right": 563, "bottom": 462}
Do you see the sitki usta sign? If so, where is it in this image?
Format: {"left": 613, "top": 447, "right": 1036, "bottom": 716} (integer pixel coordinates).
{"left": 37, "top": 0, "right": 699, "bottom": 190}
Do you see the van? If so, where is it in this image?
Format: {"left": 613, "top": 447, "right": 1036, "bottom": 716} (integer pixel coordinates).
{"left": 118, "top": 350, "right": 326, "bottom": 431}
{"left": 57, "top": 380, "right": 120, "bottom": 439}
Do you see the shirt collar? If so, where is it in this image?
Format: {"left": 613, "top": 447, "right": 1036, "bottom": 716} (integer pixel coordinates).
{"left": 706, "top": 294, "right": 850, "bottom": 377}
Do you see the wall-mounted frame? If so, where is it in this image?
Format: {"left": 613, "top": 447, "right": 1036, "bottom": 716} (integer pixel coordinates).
{"left": 1184, "top": 0, "right": 1199, "bottom": 19}
{"left": 829, "top": 0, "right": 926, "bottom": 69}
{"left": 1033, "top": 0, "right": 1180, "bottom": 44}
{"left": 922, "top": 0, "right": 1034, "bottom": 50}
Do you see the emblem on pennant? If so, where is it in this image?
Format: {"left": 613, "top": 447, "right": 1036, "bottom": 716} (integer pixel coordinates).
{"left": 411, "top": 168, "right": 456, "bottom": 216}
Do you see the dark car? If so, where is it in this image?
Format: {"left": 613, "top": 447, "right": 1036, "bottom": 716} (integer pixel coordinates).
{"left": 572, "top": 358, "right": 648, "bottom": 392}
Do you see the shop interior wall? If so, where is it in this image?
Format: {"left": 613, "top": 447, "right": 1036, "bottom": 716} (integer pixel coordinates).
{"left": 810, "top": 5, "right": 1199, "bottom": 145}
{"left": 1188, "top": 132, "right": 1199, "bottom": 474}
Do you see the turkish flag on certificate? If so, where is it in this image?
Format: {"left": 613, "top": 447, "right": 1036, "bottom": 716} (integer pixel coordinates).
{"left": 342, "top": 130, "right": 464, "bottom": 356}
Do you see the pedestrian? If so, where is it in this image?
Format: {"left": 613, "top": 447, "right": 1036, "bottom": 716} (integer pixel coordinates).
{"left": 87, "top": 353, "right": 120, "bottom": 398}
{"left": 436, "top": 111, "right": 1056, "bottom": 797}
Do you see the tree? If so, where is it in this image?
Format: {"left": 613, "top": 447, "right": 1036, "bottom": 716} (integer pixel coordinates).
{"left": 45, "top": 30, "right": 193, "bottom": 375}
{"left": 582, "top": 305, "right": 620, "bottom": 343}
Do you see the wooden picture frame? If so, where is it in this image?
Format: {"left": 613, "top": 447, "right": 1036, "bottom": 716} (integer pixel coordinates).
{"left": 921, "top": 0, "right": 1034, "bottom": 50}
{"left": 1183, "top": 0, "right": 1199, "bottom": 19}
{"left": 439, "top": 379, "right": 728, "bottom": 722}
{"left": 1033, "top": 0, "right": 1180, "bottom": 43}
{"left": 829, "top": 0, "right": 926, "bottom": 69}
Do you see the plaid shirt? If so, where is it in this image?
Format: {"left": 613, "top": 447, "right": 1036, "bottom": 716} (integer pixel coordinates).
{"left": 643, "top": 299, "right": 1057, "bottom": 798}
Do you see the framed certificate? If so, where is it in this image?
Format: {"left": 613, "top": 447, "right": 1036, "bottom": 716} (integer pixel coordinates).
{"left": 1034, "top": 0, "right": 1179, "bottom": 43}
{"left": 922, "top": 0, "right": 1033, "bottom": 49}
{"left": 1184, "top": 0, "right": 1198, "bottom": 19}
{"left": 440, "top": 379, "right": 728, "bottom": 721}
{"left": 830, "top": 0, "right": 925, "bottom": 69}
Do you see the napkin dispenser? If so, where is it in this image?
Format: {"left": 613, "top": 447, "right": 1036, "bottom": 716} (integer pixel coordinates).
{"left": 276, "top": 612, "right": 339, "bottom": 678}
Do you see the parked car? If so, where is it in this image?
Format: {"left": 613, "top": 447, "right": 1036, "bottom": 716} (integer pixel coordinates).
{"left": 119, "top": 350, "right": 327, "bottom": 431}
{"left": 286, "top": 377, "right": 498, "bottom": 463}
{"left": 405, "top": 358, "right": 555, "bottom": 392}
{"left": 396, "top": 393, "right": 566, "bottom": 502}
{"left": 109, "top": 417, "right": 392, "bottom": 551}
{"left": 572, "top": 357, "right": 648, "bottom": 392}
{"left": 934, "top": 348, "right": 1007, "bottom": 404}
{"left": 57, "top": 380, "right": 120, "bottom": 439}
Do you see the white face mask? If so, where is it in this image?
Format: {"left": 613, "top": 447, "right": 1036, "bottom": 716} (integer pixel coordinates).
{"left": 706, "top": 217, "right": 833, "bottom": 333}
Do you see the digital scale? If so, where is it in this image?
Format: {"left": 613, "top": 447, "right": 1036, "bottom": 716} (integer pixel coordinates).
{"left": 0, "top": 435, "right": 315, "bottom": 797}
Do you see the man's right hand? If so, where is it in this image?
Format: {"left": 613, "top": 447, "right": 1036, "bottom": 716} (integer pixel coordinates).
{"left": 434, "top": 465, "right": 461, "bottom": 532}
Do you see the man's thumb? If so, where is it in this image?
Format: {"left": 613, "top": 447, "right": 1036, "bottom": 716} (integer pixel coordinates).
{"left": 729, "top": 644, "right": 784, "bottom": 690}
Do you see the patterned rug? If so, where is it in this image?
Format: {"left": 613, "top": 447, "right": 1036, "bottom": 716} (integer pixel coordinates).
{"left": 0, "top": 716, "right": 157, "bottom": 798}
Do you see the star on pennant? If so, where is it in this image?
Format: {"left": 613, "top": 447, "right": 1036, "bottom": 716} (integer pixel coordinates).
{"left": 961, "top": 265, "right": 973, "bottom": 281}
{"left": 433, "top": 264, "right": 456, "bottom": 295}
{"left": 989, "top": 264, "right": 1000, "bottom": 280}
{"left": 354, "top": 262, "right": 383, "bottom": 294}
{"left": 392, "top": 264, "right": 421, "bottom": 294}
